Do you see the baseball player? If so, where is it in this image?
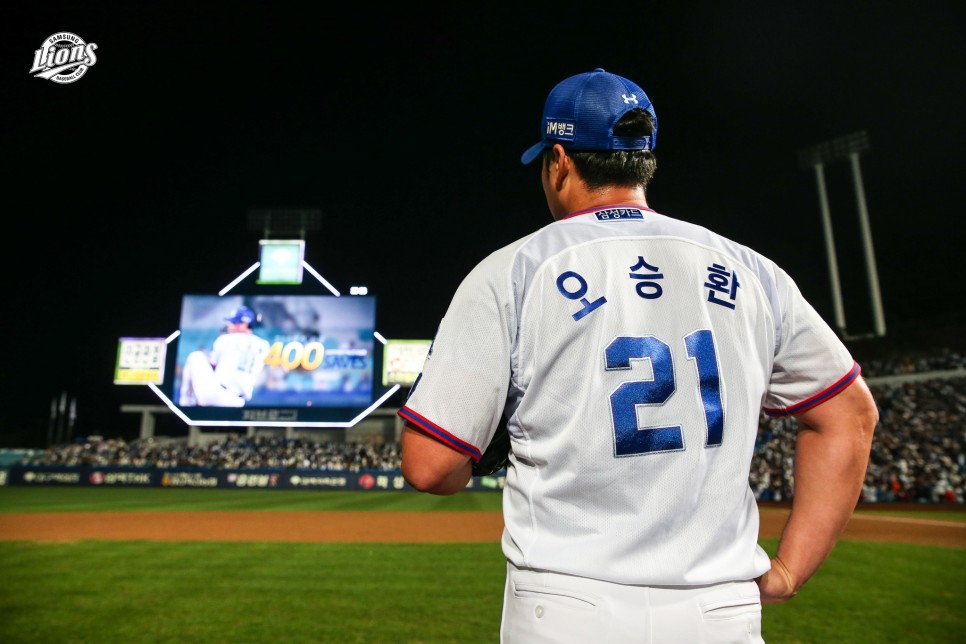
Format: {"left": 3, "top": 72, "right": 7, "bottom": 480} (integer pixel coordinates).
{"left": 399, "top": 69, "right": 878, "bottom": 642}
{"left": 179, "top": 306, "right": 272, "bottom": 407}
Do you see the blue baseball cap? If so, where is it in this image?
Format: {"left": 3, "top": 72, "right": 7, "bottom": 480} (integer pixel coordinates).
{"left": 521, "top": 68, "right": 657, "bottom": 165}
{"left": 225, "top": 306, "right": 257, "bottom": 325}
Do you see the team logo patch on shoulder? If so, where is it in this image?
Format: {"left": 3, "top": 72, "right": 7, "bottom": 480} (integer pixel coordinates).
{"left": 595, "top": 208, "right": 645, "bottom": 222}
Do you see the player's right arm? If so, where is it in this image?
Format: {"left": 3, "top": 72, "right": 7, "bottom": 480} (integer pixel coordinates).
{"left": 756, "top": 376, "right": 878, "bottom": 603}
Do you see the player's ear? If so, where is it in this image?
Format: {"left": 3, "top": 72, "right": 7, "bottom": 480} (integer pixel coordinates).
{"left": 551, "top": 144, "right": 570, "bottom": 189}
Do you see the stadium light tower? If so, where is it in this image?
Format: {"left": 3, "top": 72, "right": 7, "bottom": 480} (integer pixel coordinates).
{"left": 247, "top": 208, "right": 321, "bottom": 240}
{"left": 798, "top": 131, "right": 886, "bottom": 339}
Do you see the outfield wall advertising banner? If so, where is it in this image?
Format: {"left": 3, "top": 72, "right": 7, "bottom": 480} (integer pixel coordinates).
{"left": 5, "top": 465, "right": 506, "bottom": 491}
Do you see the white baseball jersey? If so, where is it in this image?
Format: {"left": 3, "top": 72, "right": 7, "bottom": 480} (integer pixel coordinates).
{"left": 401, "top": 205, "right": 860, "bottom": 586}
{"left": 180, "top": 331, "right": 272, "bottom": 407}
{"left": 210, "top": 331, "right": 272, "bottom": 400}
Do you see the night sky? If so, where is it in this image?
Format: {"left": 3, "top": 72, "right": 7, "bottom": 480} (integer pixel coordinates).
{"left": 4, "top": 2, "right": 964, "bottom": 445}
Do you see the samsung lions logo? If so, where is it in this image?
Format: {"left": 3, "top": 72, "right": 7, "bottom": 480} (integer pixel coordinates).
{"left": 30, "top": 32, "right": 98, "bottom": 84}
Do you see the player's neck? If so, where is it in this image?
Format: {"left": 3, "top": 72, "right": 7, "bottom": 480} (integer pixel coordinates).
{"left": 567, "top": 186, "right": 648, "bottom": 215}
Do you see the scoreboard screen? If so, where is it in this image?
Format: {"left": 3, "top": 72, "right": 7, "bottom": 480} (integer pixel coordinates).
{"left": 114, "top": 337, "right": 167, "bottom": 385}
{"left": 165, "top": 294, "right": 383, "bottom": 426}
{"left": 381, "top": 339, "right": 432, "bottom": 387}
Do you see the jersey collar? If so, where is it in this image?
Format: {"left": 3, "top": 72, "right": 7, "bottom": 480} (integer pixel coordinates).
{"left": 561, "top": 204, "right": 657, "bottom": 221}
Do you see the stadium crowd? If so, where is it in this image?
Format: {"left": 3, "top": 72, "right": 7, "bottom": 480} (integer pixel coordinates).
{"left": 752, "top": 346, "right": 965, "bottom": 504}
{"left": 857, "top": 345, "right": 966, "bottom": 379}
{"left": 18, "top": 349, "right": 966, "bottom": 504}
{"left": 751, "top": 376, "right": 965, "bottom": 504}
{"left": 26, "top": 436, "right": 401, "bottom": 473}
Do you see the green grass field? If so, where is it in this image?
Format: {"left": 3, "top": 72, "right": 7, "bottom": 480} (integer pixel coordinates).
{"left": 1, "top": 488, "right": 963, "bottom": 643}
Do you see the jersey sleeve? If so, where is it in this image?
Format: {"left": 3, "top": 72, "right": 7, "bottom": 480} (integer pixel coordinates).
{"left": 399, "top": 250, "right": 514, "bottom": 462}
{"left": 762, "top": 267, "right": 860, "bottom": 416}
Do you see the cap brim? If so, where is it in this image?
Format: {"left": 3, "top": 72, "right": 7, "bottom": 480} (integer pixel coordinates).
{"left": 520, "top": 141, "right": 546, "bottom": 165}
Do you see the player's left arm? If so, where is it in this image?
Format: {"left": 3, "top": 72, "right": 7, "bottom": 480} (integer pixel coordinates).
{"left": 757, "top": 376, "right": 878, "bottom": 603}
{"left": 401, "top": 422, "right": 473, "bottom": 495}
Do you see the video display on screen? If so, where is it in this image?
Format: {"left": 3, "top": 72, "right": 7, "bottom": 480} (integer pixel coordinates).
{"left": 173, "top": 294, "right": 376, "bottom": 412}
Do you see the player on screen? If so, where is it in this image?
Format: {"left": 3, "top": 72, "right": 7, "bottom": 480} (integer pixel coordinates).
{"left": 178, "top": 306, "right": 272, "bottom": 407}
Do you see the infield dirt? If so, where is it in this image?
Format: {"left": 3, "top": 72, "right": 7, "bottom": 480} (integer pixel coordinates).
{"left": 1, "top": 508, "right": 963, "bottom": 547}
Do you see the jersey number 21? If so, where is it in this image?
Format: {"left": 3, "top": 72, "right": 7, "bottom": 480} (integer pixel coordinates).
{"left": 605, "top": 330, "right": 723, "bottom": 456}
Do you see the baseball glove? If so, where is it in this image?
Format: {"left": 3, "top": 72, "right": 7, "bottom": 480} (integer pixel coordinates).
{"left": 472, "top": 419, "right": 511, "bottom": 476}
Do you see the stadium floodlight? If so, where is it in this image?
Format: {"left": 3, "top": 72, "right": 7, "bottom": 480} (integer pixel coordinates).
{"left": 247, "top": 208, "right": 321, "bottom": 239}
{"left": 798, "top": 131, "right": 885, "bottom": 339}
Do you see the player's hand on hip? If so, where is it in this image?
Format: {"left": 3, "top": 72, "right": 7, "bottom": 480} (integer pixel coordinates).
{"left": 755, "top": 556, "right": 799, "bottom": 604}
